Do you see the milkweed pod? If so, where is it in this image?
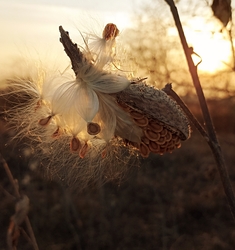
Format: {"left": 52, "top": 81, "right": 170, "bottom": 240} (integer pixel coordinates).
{"left": 38, "top": 115, "right": 52, "bottom": 126}
{"left": 70, "top": 137, "right": 81, "bottom": 152}
{"left": 139, "top": 142, "right": 150, "bottom": 158}
{"left": 87, "top": 122, "right": 101, "bottom": 135}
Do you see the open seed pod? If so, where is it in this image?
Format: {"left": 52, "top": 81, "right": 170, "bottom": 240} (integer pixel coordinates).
{"left": 115, "top": 82, "right": 191, "bottom": 157}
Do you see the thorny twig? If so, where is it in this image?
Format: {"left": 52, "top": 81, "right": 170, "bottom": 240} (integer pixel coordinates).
{"left": 165, "top": 0, "right": 235, "bottom": 219}
{"left": 0, "top": 153, "right": 39, "bottom": 250}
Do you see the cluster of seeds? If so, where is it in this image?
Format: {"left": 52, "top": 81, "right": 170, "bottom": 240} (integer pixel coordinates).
{"left": 119, "top": 102, "right": 182, "bottom": 157}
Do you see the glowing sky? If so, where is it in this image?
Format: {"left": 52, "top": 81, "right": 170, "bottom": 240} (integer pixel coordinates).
{"left": 0, "top": 0, "right": 140, "bottom": 67}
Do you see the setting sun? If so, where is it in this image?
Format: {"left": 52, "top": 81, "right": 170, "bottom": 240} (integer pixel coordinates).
{"left": 185, "top": 18, "right": 231, "bottom": 73}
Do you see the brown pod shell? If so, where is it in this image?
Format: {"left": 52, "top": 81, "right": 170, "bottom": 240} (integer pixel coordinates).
{"left": 139, "top": 142, "right": 150, "bottom": 158}
{"left": 87, "top": 122, "right": 101, "bottom": 135}
{"left": 116, "top": 83, "right": 191, "bottom": 140}
{"left": 144, "top": 129, "right": 160, "bottom": 141}
{"left": 38, "top": 116, "right": 52, "bottom": 126}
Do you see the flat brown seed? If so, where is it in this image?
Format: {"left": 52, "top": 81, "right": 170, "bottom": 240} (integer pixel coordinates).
{"left": 160, "top": 128, "right": 167, "bottom": 137}
{"left": 130, "top": 110, "right": 144, "bottom": 119}
{"left": 38, "top": 116, "right": 52, "bottom": 126}
{"left": 101, "top": 149, "right": 107, "bottom": 158}
{"left": 118, "top": 102, "right": 130, "bottom": 112}
{"left": 52, "top": 127, "right": 60, "bottom": 138}
{"left": 148, "top": 141, "right": 160, "bottom": 153}
{"left": 173, "top": 136, "right": 181, "bottom": 145}
{"left": 139, "top": 142, "right": 150, "bottom": 158}
{"left": 148, "top": 121, "right": 163, "bottom": 132}
{"left": 157, "top": 136, "right": 166, "bottom": 145}
{"left": 141, "top": 136, "right": 150, "bottom": 145}
{"left": 165, "top": 131, "right": 172, "bottom": 142}
{"left": 70, "top": 137, "right": 81, "bottom": 152}
{"left": 79, "top": 142, "right": 89, "bottom": 158}
{"left": 87, "top": 122, "right": 101, "bottom": 135}
{"left": 134, "top": 117, "right": 148, "bottom": 127}
{"left": 175, "top": 142, "right": 181, "bottom": 149}
{"left": 144, "top": 129, "right": 160, "bottom": 141}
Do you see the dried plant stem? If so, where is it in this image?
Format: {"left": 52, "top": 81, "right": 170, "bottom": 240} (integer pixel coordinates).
{"left": 165, "top": 0, "right": 235, "bottom": 219}
{"left": 228, "top": 27, "right": 235, "bottom": 70}
{"left": 0, "top": 153, "right": 39, "bottom": 250}
{"left": 162, "top": 83, "right": 209, "bottom": 141}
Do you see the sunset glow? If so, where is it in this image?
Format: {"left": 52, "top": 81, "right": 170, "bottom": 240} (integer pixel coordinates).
{"left": 185, "top": 18, "right": 231, "bottom": 73}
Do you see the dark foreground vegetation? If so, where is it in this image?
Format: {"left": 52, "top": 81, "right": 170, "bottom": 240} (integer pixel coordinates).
{"left": 1, "top": 97, "right": 235, "bottom": 250}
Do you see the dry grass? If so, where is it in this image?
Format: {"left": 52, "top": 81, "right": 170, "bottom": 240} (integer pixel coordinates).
{"left": 0, "top": 98, "right": 235, "bottom": 249}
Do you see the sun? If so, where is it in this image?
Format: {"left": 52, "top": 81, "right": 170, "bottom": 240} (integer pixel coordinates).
{"left": 184, "top": 18, "right": 231, "bottom": 73}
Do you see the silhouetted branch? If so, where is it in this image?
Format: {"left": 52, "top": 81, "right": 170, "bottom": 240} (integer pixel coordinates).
{"left": 165, "top": 0, "right": 235, "bottom": 220}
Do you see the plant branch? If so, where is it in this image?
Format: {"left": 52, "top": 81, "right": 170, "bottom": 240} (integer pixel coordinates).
{"left": 0, "top": 153, "right": 39, "bottom": 250}
{"left": 162, "top": 83, "right": 209, "bottom": 141}
{"left": 165, "top": 0, "right": 235, "bottom": 219}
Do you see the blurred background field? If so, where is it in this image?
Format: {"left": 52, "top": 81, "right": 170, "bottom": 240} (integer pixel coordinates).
{"left": 0, "top": 98, "right": 235, "bottom": 250}
{"left": 1, "top": 0, "right": 235, "bottom": 249}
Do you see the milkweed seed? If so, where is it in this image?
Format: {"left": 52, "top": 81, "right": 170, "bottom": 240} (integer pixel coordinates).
{"left": 141, "top": 136, "right": 150, "bottom": 145}
{"left": 165, "top": 131, "right": 172, "bottom": 142}
{"left": 79, "top": 142, "right": 89, "bottom": 158}
{"left": 101, "top": 149, "right": 107, "bottom": 158}
{"left": 38, "top": 116, "right": 52, "bottom": 126}
{"left": 148, "top": 141, "right": 160, "bottom": 153}
{"left": 175, "top": 142, "right": 181, "bottom": 148}
{"left": 133, "top": 117, "right": 148, "bottom": 127}
{"left": 160, "top": 128, "right": 167, "bottom": 137}
{"left": 130, "top": 111, "right": 144, "bottom": 119}
{"left": 102, "top": 23, "right": 119, "bottom": 40}
{"left": 118, "top": 102, "right": 130, "bottom": 112}
{"left": 70, "top": 137, "right": 81, "bottom": 152}
{"left": 52, "top": 127, "right": 60, "bottom": 138}
{"left": 144, "top": 129, "right": 160, "bottom": 141}
{"left": 157, "top": 136, "right": 166, "bottom": 145}
{"left": 148, "top": 121, "right": 163, "bottom": 132}
{"left": 139, "top": 142, "right": 150, "bottom": 158}
{"left": 173, "top": 136, "right": 181, "bottom": 145}
{"left": 87, "top": 122, "right": 101, "bottom": 135}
